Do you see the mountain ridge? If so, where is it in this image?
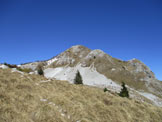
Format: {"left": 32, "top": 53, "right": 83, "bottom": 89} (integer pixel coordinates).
{"left": 1, "top": 45, "right": 162, "bottom": 107}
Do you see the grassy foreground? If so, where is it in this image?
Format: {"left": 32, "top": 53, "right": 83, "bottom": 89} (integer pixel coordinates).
{"left": 0, "top": 69, "right": 162, "bottom": 122}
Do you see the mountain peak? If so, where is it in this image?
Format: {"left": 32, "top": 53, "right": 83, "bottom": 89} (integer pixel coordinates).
{"left": 69, "top": 45, "right": 91, "bottom": 53}
{"left": 70, "top": 45, "right": 86, "bottom": 48}
{"left": 89, "top": 49, "right": 106, "bottom": 57}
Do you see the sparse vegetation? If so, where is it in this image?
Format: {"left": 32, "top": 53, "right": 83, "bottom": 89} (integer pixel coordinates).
{"left": 4, "top": 62, "right": 33, "bottom": 73}
{"left": 74, "top": 70, "right": 83, "bottom": 84}
{"left": 17, "top": 67, "right": 33, "bottom": 73}
{"left": 119, "top": 82, "right": 129, "bottom": 98}
{"left": 0, "top": 69, "right": 162, "bottom": 122}
{"left": 4, "top": 62, "right": 17, "bottom": 68}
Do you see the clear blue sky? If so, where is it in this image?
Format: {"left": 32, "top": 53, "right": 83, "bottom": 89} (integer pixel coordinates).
{"left": 0, "top": 0, "right": 162, "bottom": 80}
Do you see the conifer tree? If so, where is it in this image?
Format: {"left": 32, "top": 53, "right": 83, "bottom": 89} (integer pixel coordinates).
{"left": 37, "top": 66, "right": 44, "bottom": 75}
{"left": 74, "top": 70, "right": 83, "bottom": 84}
{"left": 119, "top": 82, "right": 129, "bottom": 98}
{"left": 104, "top": 88, "right": 108, "bottom": 92}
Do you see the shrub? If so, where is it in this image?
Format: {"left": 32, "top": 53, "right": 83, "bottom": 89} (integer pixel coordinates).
{"left": 37, "top": 67, "right": 44, "bottom": 75}
{"left": 4, "top": 62, "right": 32, "bottom": 73}
{"left": 74, "top": 70, "right": 83, "bottom": 84}
{"left": 119, "top": 82, "right": 129, "bottom": 98}
{"left": 104, "top": 88, "right": 108, "bottom": 92}
{"left": 4, "top": 63, "right": 17, "bottom": 68}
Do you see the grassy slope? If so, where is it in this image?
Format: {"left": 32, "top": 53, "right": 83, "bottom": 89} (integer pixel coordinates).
{"left": 0, "top": 69, "right": 162, "bottom": 122}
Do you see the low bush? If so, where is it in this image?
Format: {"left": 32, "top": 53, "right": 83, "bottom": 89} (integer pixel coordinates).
{"left": 37, "top": 67, "right": 44, "bottom": 75}
{"left": 104, "top": 88, "right": 108, "bottom": 92}
{"left": 4, "top": 63, "right": 17, "bottom": 68}
{"left": 119, "top": 82, "right": 129, "bottom": 98}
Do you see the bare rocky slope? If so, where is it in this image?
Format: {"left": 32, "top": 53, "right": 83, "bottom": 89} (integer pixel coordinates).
{"left": 1, "top": 45, "right": 162, "bottom": 107}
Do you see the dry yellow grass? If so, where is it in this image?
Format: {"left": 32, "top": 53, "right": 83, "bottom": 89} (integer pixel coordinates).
{"left": 0, "top": 68, "right": 162, "bottom": 122}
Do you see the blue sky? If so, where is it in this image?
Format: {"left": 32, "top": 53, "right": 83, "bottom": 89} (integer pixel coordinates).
{"left": 0, "top": 0, "right": 162, "bottom": 80}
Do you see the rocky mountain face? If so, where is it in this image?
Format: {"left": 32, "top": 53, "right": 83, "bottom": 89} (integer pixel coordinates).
{"left": 4, "top": 45, "right": 162, "bottom": 106}
{"left": 43, "top": 45, "right": 161, "bottom": 94}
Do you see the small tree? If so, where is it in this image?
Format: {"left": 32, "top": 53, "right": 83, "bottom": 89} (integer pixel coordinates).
{"left": 119, "top": 82, "right": 129, "bottom": 98}
{"left": 37, "top": 66, "right": 44, "bottom": 75}
{"left": 74, "top": 70, "right": 83, "bottom": 84}
{"left": 104, "top": 88, "right": 108, "bottom": 92}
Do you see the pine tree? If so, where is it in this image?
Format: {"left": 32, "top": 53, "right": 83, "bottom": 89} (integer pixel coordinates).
{"left": 119, "top": 82, "right": 129, "bottom": 98}
{"left": 104, "top": 88, "right": 108, "bottom": 92}
{"left": 74, "top": 70, "right": 83, "bottom": 84}
{"left": 37, "top": 66, "right": 44, "bottom": 75}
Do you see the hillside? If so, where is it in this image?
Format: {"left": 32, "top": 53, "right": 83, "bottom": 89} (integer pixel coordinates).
{"left": 3, "top": 45, "right": 162, "bottom": 107}
{"left": 0, "top": 68, "right": 162, "bottom": 122}
{"left": 44, "top": 45, "right": 162, "bottom": 97}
